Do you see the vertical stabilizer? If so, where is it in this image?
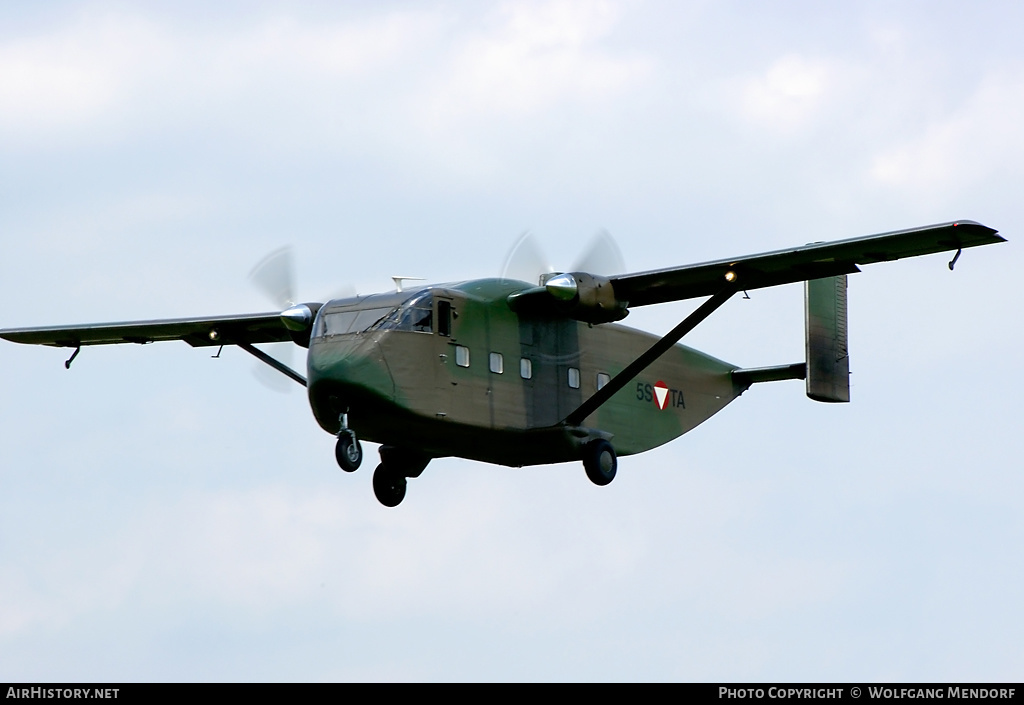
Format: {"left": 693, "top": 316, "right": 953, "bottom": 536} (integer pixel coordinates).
{"left": 805, "top": 275, "right": 850, "bottom": 402}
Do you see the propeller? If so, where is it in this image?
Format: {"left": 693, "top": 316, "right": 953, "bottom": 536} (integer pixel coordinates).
{"left": 502, "top": 230, "right": 631, "bottom": 323}
{"left": 572, "top": 229, "right": 626, "bottom": 277}
{"left": 500, "top": 232, "right": 554, "bottom": 285}
{"left": 247, "top": 246, "right": 302, "bottom": 393}
{"left": 249, "top": 246, "right": 296, "bottom": 309}
{"left": 499, "top": 229, "right": 626, "bottom": 284}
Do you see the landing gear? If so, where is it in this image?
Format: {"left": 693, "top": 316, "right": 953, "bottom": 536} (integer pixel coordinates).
{"left": 583, "top": 439, "right": 617, "bottom": 486}
{"left": 372, "top": 446, "right": 431, "bottom": 507}
{"left": 335, "top": 431, "right": 363, "bottom": 472}
{"left": 335, "top": 412, "right": 362, "bottom": 472}
{"left": 372, "top": 464, "right": 407, "bottom": 507}
{"left": 328, "top": 411, "right": 430, "bottom": 506}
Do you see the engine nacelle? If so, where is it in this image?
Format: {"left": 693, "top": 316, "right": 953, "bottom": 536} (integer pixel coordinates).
{"left": 281, "top": 302, "right": 323, "bottom": 348}
{"left": 544, "top": 272, "right": 629, "bottom": 324}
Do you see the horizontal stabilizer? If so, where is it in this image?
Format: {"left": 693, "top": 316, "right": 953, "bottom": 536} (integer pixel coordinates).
{"left": 732, "top": 363, "right": 807, "bottom": 388}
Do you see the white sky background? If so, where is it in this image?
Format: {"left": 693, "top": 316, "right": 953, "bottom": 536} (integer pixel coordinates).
{"left": 0, "top": 0, "right": 1021, "bottom": 682}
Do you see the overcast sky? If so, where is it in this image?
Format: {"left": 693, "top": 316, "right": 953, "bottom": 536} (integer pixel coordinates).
{"left": 1, "top": 1, "right": 1021, "bottom": 682}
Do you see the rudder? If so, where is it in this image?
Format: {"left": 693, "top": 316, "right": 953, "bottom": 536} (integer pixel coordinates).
{"left": 805, "top": 275, "right": 850, "bottom": 402}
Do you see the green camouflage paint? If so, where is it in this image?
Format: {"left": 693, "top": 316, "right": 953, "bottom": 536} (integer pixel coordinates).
{"left": 306, "top": 279, "right": 740, "bottom": 466}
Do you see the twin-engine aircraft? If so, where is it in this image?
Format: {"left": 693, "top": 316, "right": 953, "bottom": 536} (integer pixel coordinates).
{"left": 1, "top": 221, "right": 1005, "bottom": 507}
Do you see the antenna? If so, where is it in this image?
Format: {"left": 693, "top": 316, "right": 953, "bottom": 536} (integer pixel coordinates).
{"left": 391, "top": 276, "right": 425, "bottom": 292}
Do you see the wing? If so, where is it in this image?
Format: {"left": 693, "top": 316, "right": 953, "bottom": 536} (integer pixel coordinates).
{"left": 0, "top": 312, "right": 293, "bottom": 348}
{"left": 611, "top": 220, "right": 1003, "bottom": 307}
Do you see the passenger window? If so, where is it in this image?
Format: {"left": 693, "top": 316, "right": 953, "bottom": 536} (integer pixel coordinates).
{"left": 568, "top": 367, "right": 580, "bottom": 389}
{"left": 597, "top": 372, "right": 610, "bottom": 390}
{"left": 455, "top": 345, "right": 470, "bottom": 367}
{"left": 438, "top": 301, "right": 452, "bottom": 337}
{"left": 489, "top": 352, "right": 503, "bottom": 374}
{"left": 520, "top": 358, "right": 533, "bottom": 380}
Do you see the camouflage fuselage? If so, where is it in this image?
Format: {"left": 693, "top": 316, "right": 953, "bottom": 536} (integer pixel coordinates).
{"left": 306, "top": 279, "right": 740, "bottom": 467}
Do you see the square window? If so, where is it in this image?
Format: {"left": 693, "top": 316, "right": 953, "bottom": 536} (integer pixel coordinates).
{"left": 520, "top": 358, "right": 533, "bottom": 379}
{"left": 489, "top": 352, "right": 504, "bottom": 374}
{"left": 597, "top": 372, "right": 610, "bottom": 390}
{"left": 568, "top": 367, "right": 580, "bottom": 389}
{"left": 455, "top": 345, "right": 470, "bottom": 367}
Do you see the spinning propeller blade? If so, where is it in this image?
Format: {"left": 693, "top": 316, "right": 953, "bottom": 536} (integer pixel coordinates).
{"left": 248, "top": 246, "right": 301, "bottom": 393}
{"left": 501, "top": 229, "right": 627, "bottom": 285}
{"left": 573, "top": 229, "right": 626, "bottom": 276}
{"left": 500, "top": 232, "right": 554, "bottom": 285}
{"left": 249, "top": 246, "right": 296, "bottom": 310}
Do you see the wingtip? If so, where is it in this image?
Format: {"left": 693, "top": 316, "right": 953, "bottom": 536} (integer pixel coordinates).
{"left": 952, "top": 219, "right": 1002, "bottom": 237}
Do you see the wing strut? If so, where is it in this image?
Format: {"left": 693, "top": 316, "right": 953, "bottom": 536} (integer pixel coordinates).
{"left": 563, "top": 284, "right": 738, "bottom": 427}
{"left": 235, "top": 341, "right": 307, "bottom": 387}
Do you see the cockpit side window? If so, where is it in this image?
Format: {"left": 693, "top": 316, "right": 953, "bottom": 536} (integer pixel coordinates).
{"left": 312, "top": 310, "right": 355, "bottom": 337}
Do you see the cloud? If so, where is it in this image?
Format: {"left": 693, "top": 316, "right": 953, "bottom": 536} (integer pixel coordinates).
{"left": 0, "top": 10, "right": 438, "bottom": 146}
{"left": 423, "top": 0, "right": 652, "bottom": 124}
{"left": 869, "top": 68, "right": 1024, "bottom": 202}
{"left": 739, "top": 54, "right": 837, "bottom": 132}
{"left": 0, "top": 481, "right": 646, "bottom": 635}
{"left": 214, "top": 13, "right": 434, "bottom": 78}
{"left": 0, "top": 16, "right": 155, "bottom": 137}
{"left": 0, "top": 4, "right": 648, "bottom": 144}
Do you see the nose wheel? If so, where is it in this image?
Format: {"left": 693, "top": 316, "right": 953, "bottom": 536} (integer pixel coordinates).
{"left": 335, "top": 431, "right": 363, "bottom": 472}
{"left": 334, "top": 412, "right": 362, "bottom": 472}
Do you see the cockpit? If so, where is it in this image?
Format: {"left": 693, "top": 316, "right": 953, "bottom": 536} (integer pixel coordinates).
{"left": 312, "top": 290, "right": 434, "bottom": 339}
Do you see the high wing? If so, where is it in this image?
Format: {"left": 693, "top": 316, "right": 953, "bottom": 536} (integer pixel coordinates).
{"left": 0, "top": 312, "right": 293, "bottom": 348}
{"left": 558, "top": 220, "right": 1003, "bottom": 426}
{"left": 610, "top": 220, "right": 1003, "bottom": 307}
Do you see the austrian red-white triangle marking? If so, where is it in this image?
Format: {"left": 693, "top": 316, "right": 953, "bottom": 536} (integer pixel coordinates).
{"left": 653, "top": 381, "right": 669, "bottom": 410}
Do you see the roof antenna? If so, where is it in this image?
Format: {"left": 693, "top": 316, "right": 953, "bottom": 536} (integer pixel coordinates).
{"left": 948, "top": 248, "right": 962, "bottom": 271}
{"left": 391, "top": 276, "right": 425, "bottom": 292}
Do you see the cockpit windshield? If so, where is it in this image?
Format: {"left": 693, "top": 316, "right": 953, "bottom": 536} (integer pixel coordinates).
{"left": 313, "top": 290, "right": 433, "bottom": 339}
{"left": 317, "top": 307, "right": 394, "bottom": 336}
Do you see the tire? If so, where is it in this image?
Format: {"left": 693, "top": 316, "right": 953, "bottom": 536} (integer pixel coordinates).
{"left": 335, "top": 433, "right": 363, "bottom": 472}
{"left": 373, "top": 463, "right": 407, "bottom": 507}
{"left": 583, "top": 439, "right": 617, "bottom": 486}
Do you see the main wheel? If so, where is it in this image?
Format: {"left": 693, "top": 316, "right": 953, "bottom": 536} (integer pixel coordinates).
{"left": 335, "top": 433, "right": 363, "bottom": 472}
{"left": 373, "top": 463, "right": 407, "bottom": 507}
{"left": 583, "top": 439, "right": 617, "bottom": 486}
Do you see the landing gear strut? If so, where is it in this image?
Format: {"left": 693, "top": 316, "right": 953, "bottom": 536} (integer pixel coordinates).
{"left": 334, "top": 413, "right": 362, "bottom": 472}
{"left": 583, "top": 439, "right": 617, "bottom": 486}
{"left": 372, "top": 446, "right": 430, "bottom": 507}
